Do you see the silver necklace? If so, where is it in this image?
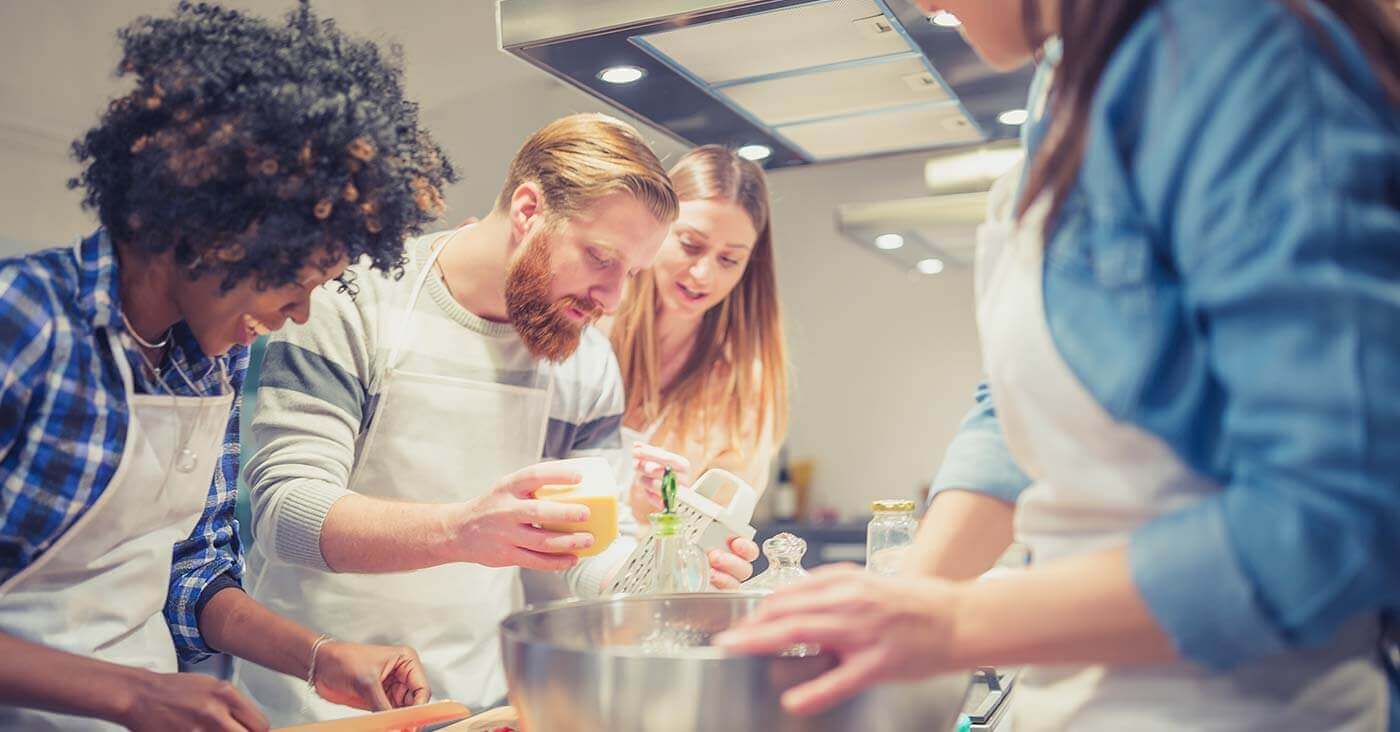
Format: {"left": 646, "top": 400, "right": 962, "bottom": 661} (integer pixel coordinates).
{"left": 128, "top": 332, "right": 219, "bottom": 475}
{"left": 119, "top": 307, "right": 171, "bottom": 349}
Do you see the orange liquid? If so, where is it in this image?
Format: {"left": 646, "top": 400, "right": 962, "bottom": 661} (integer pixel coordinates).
{"left": 537, "top": 484, "right": 619, "bottom": 557}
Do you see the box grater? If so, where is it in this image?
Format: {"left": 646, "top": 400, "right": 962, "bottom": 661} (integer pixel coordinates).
{"left": 606, "top": 468, "right": 759, "bottom": 595}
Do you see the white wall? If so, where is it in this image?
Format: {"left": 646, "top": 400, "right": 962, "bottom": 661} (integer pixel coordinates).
{"left": 766, "top": 153, "right": 982, "bottom": 520}
{"left": 0, "top": 1, "right": 986, "bottom": 522}
{"left": 0, "top": 128, "right": 93, "bottom": 257}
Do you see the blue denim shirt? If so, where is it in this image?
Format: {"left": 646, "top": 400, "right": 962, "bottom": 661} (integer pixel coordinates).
{"left": 932, "top": 0, "right": 1400, "bottom": 716}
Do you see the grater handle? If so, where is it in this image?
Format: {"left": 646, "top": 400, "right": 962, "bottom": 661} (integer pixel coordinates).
{"left": 691, "top": 468, "right": 759, "bottom": 534}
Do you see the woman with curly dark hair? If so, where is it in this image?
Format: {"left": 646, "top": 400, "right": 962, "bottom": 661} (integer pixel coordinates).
{"left": 0, "top": 2, "right": 455, "bottom": 728}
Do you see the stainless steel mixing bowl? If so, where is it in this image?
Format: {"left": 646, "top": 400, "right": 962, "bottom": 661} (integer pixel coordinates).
{"left": 500, "top": 592, "right": 969, "bottom": 731}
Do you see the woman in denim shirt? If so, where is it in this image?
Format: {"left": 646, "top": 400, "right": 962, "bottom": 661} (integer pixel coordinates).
{"left": 719, "top": 1, "right": 1400, "bottom": 729}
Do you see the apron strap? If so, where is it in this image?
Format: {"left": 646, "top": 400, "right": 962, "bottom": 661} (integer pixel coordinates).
{"left": 367, "top": 233, "right": 452, "bottom": 438}
{"left": 385, "top": 233, "right": 454, "bottom": 372}
{"left": 1383, "top": 610, "right": 1399, "bottom": 678}
{"left": 104, "top": 328, "right": 139, "bottom": 399}
{"left": 534, "top": 365, "right": 555, "bottom": 460}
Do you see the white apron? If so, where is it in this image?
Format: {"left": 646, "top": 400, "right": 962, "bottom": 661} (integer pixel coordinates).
{"left": 975, "top": 167, "right": 1389, "bottom": 731}
{"left": 0, "top": 323, "right": 233, "bottom": 730}
{"left": 238, "top": 235, "right": 554, "bottom": 724}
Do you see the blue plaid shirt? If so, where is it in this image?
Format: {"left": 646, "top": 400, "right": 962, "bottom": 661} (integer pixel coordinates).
{"left": 0, "top": 230, "right": 247, "bottom": 662}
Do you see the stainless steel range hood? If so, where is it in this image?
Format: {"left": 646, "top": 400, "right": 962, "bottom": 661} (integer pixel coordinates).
{"left": 835, "top": 139, "right": 1023, "bottom": 273}
{"left": 497, "top": 0, "right": 1033, "bottom": 169}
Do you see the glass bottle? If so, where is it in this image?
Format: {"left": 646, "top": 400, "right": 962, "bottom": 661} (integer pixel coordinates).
{"left": 646, "top": 512, "right": 710, "bottom": 593}
{"left": 743, "top": 532, "right": 810, "bottom": 592}
{"left": 866, "top": 499, "right": 917, "bottom": 576}
{"left": 743, "top": 532, "right": 817, "bottom": 657}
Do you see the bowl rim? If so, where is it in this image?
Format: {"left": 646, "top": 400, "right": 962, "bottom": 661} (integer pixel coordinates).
{"left": 498, "top": 591, "right": 817, "bottom": 661}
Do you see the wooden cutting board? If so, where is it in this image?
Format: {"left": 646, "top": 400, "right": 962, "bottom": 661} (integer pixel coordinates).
{"left": 437, "top": 706, "right": 518, "bottom": 731}
{"left": 273, "top": 700, "right": 472, "bottom": 731}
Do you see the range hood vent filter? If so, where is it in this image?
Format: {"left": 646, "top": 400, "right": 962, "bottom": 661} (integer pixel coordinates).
{"left": 718, "top": 55, "right": 949, "bottom": 128}
{"left": 637, "top": 0, "right": 907, "bottom": 85}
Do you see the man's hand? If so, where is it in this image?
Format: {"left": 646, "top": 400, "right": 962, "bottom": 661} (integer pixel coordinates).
{"left": 448, "top": 463, "right": 597, "bottom": 571}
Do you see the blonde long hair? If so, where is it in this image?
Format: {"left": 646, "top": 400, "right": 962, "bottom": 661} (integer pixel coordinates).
{"left": 611, "top": 145, "right": 789, "bottom": 456}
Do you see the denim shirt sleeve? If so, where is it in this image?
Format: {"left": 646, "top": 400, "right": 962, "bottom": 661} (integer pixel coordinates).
{"left": 931, "top": 380, "right": 1031, "bottom": 505}
{"left": 1125, "top": 4, "right": 1400, "bottom": 669}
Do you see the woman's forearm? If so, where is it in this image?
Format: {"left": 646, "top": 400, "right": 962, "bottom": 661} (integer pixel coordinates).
{"left": 0, "top": 632, "right": 144, "bottom": 724}
{"left": 904, "top": 489, "right": 1015, "bottom": 581}
{"left": 198, "top": 587, "right": 319, "bottom": 679}
{"left": 948, "top": 544, "right": 1178, "bottom": 668}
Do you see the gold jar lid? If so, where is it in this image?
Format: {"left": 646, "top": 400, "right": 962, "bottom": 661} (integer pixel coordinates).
{"left": 871, "top": 499, "right": 916, "bottom": 513}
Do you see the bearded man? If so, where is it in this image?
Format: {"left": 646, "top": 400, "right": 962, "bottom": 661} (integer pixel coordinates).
{"left": 236, "top": 114, "right": 759, "bottom": 723}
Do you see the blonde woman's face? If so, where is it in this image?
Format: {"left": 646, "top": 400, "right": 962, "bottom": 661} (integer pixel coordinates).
{"left": 653, "top": 198, "right": 758, "bottom": 318}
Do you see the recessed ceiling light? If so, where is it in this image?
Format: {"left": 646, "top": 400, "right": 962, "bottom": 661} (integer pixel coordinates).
{"left": 916, "top": 258, "right": 945, "bottom": 275}
{"left": 930, "top": 11, "right": 961, "bottom": 27}
{"left": 597, "top": 65, "right": 645, "bottom": 84}
{"left": 737, "top": 144, "right": 772, "bottom": 161}
{"left": 997, "top": 108, "right": 1029, "bottom": 126}
{"left": 875, "top": 233, "right": 905, "bottom": 250}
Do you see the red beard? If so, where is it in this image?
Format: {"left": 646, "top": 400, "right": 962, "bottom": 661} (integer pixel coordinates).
{"left": 504, "top": 228, "right": 602, "bottom": 362}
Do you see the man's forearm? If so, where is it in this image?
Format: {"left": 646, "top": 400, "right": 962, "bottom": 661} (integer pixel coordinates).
{"left": 903, "top": 489, "right": 1015, "bottom": 581}
{"left": 319, "top": 493, "right": 466, "bottom": 573}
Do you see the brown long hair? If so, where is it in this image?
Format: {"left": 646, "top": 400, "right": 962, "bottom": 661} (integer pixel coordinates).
{"left": 611, "top": 145, "right": 790, "bottom": 456}
{"left": 1017, "top": 0, "right": 1400, "bottom": 224}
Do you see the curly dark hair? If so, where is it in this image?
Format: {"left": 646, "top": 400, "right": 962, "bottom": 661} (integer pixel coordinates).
{"left": 69, "top": 0, "right": 457, "bottom": 292}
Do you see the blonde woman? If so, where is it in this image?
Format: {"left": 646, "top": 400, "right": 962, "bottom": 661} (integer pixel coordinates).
{"left": 610, "top": 145, "right": 790, "bottom": 586}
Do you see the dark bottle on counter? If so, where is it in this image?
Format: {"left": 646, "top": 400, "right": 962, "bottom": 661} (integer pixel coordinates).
{"left": 771, "top": 450, "right": 797, "bottom": 521}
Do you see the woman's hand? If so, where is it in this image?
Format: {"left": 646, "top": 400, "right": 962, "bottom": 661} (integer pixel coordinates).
{"left": 312, "top": 641, "right": 431, "bottom": 711}
{"left": 117, "top": 670, "right": 269, "bottom": 731}
{"left": 709, "top": 535, "right": 760, "bottom": 589}
{"left": 627, "top": 443, "right": 757, "bottom": 588}
{"left": 715, "top": 565, "right": 959, "bottom": 715}
{"left": 628, "top": 442, "right": 691, "bottom": 523}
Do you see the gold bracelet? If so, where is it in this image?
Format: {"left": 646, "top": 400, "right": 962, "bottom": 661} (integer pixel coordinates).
{"left": 307, "top": 633, "right": 334, "bottom": 694}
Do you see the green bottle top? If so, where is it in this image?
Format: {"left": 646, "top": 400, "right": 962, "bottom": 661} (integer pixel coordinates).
{"left": 661, "top": 466, "right": 679, "bottom": 514}
{"left": 650, "top": 511, "right": 681, "bottom": 537}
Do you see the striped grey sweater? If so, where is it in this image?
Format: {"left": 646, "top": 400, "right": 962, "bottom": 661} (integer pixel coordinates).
{"left": 242, "top": 233, "right": 635, "bottom": 597}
